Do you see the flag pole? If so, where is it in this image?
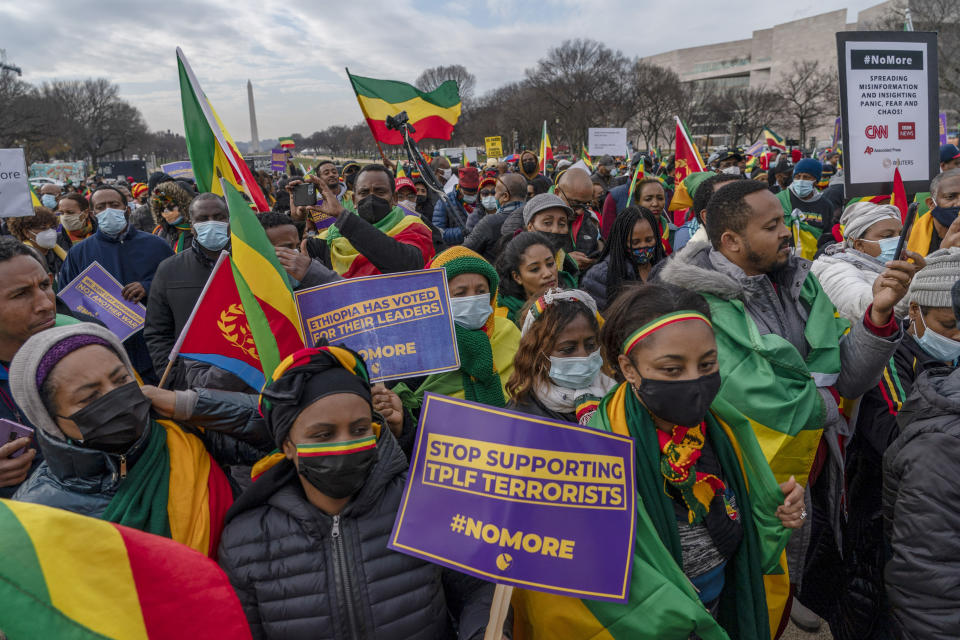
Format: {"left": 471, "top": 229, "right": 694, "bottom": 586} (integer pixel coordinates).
{"left": 346, "top": 67, "right": 390, "bottom": 165}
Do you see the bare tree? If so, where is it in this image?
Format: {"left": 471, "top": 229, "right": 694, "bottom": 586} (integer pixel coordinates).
{"left": 722, "top": 86, "right": 784, "bottom": 146}
{"left": 525, "top": 39, "right": 632, "bottom": 151}
{"left": 775, "top": 60, "right": 838, "bottom": 148}
{"left": 40, "top": 78, "right": 149, "bottom": 165}
{"left": 415, "top": 65, "right": 477, "bottom": 105}
{"left": 630, "top": 61, "right": 683, "bottom": 151}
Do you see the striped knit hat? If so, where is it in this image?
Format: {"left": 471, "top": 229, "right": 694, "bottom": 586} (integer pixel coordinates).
{"left": 429, "top": 246, "right": 499, "bottom": 334}
{"left": 906, "top": 247, "right": 960, "bottom": 308}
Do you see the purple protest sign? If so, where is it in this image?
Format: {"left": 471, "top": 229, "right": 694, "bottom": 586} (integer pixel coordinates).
{"left": 271, "top": 148, "right": 287, "bottom": 172}
{"left": 389, "top": 393, "right": 636, "bottom": 602}
{"left": 59, "top": 261, "right": 145, "bottom": 342}
{"left": 940, "top": 112, "right": 948, "bottom": 146}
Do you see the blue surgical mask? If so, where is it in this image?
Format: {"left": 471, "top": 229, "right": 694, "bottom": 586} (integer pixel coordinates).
{"left": 790, "top": 179, "right": 815, "bottom": 199}
{"left": 548, "top": 350, "right": 603, "bottom": 389}
{"left": 461, "top": 192, "right": 478, "bottom": 204}
{"left": 481, "top": 195, "right": 498, "bottom": 211}
{"left": 863, "top": 236, "right": 900, "bottom": 264}
{"left": 451, "top": 293, "right": 492, "bottom": 330}
{"left": 916, "top": 312, "right": 960, "bottom": 363}
{"left": 96, "top": 208, "right": 128, "bottom": 236}
{"left": 41, "top": 194, "right": 58, "bottom": 209}
{"left": 193, "top": 220, "right": 230, "bottom": 251}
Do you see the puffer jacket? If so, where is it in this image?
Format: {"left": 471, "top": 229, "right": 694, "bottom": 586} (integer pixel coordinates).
{"left": 217, "top": 429, "right": 503, "bottom": 640}
{"left": 883, "top": 366, "right": 960, "bottom": 640}
{"left": 580, "top": 257, "right": 612, "bottom": 310}
{"left": 811, "top": 244, "right": 885, "bottom": 324}
{"left": 432, "top": 190, "right": 471, "bottom": 245}
{"left": 658, "top": 240, "right": 900, "bottom": 592}
{"left": 13, "top": 390, "right": 272, "bottom": 514}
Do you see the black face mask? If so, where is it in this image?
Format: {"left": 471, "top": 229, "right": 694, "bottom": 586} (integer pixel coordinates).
{"left": 415, "top": 194, "right": 429, "bottom": 207}
{"left": 635, "top": 371, "right": 721, "bottom": 428}
{"left": 356, "top": 195, "right": 393, "bottom": 224}
{"left": 62, "top": 381, "right": 151, "bottom": 454}
{"left": 931, "top": 205, "right": 960, "bottom": 229}
{"left": 548, "top": 231, "right": 574, "bottom": 254}
{"left": 522, "top": 161, "right": 537, "bottom": 174}
{"left": 296, "top": 439, "right": 378, "bottom": 499}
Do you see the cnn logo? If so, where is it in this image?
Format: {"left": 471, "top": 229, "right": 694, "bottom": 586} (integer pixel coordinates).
{"left": 865, "top": 125, "right": 889, "bottom": 140}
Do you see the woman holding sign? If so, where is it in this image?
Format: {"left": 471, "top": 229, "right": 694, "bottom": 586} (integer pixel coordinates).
{"left": 393, "top": 246, "right": 520, "bottom": 413}
{"left": 506, "top": 288, "right": 615, "bottom": 425}
{"left": 218, "top": 345, "right": 507, "bottom": 640}
{"left": 513, "top": 283, "right": 805, "bottom": 640}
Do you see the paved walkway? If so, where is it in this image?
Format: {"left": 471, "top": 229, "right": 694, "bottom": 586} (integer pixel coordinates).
{"left": 781, "top": 621, "right": 833, "bottom": 640}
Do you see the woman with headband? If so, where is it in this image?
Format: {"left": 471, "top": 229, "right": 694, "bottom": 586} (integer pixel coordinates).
{"left": 513, "top": 283, "right": 805, "bottom": 639}
{"left": 506, "top": 288, "right": 616, "bottom": 424}
{"left": 217, "top": 345, "right": 508, "bottom": 640}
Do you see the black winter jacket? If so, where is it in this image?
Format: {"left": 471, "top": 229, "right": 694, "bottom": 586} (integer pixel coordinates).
{"left": 218, "top": 430, "right": 505, "bottom": 640}
{"left": 883, "top": 366, "right": 960, "bottom": 640}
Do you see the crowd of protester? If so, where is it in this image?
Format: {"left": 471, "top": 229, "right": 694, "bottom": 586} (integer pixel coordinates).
{"left": 4, "top": 139, "right": 960, "bottom": 639}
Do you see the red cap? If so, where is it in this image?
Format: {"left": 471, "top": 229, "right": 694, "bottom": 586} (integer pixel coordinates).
{"left": 395, "top": 176, "right": 415, "bottom": 193}
{"left": 458, "top": 167, "right": 480, "bottom": 190}
{"left": 479, "top": 177, "right": 496, "bottom": 191}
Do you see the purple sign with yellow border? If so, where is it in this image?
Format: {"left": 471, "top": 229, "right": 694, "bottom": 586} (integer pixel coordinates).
{"left": 59, "top": 261, "right": 146, "bottom": 342}
{"left": 389, "top": 393, "right": 636, "bottom": 602}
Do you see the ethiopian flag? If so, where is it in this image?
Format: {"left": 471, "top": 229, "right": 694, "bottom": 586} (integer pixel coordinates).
{"left": 223, "top": 181, "right": 304, "bottom": 379}
{"left": 347, "top": 70, "right": 461, "bottom": 144}
{"left": 177, "top": 47, "right": 269, "bottom": 212}
{"left": 0, "top": 499, "right": 251, "bottom": 640}
{"left": 762, "top": 126, "right": 786, "bottom": 150}
{"left": 539, "top": 120, "right": 553, "bottom": 173}
{"left": 278, "top": 137, "right": 295, "bottom": 149}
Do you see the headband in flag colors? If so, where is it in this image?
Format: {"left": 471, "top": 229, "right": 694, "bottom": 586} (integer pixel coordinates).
{"left": 621, "top": 311, "right": 712, "bottom": 355}
{"left": 296, "top": 435, "right": 378, "bottom": 458}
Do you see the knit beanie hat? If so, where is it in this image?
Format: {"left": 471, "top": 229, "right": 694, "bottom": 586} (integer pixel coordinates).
{"left": 794, "top": 158, "right": 823, "bottom": 181}
{"left": 430, "top": 246, "right": 499, "bottom": 317}
{"left": 10, "top": 323, "right": 132, "bottom": 439}
{"left": 427, "top": 246, "right": 505, "bottom": 407}
{"left": 906, "top": 247, "right": 960, "bottom": 308}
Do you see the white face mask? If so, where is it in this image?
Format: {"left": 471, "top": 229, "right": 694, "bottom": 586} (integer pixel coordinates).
{"left": 451, "top": 293, "right": 492, "bottom": 330}
{"left": 33, "top": 228, "right": 59, "bottom": 249}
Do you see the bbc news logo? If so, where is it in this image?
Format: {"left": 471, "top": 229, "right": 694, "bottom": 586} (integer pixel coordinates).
{"left": 865, "top": 125, "right": 888, "bottom": 140}
{"left": 898, "top": 122, "right": 916, "bottom": 140}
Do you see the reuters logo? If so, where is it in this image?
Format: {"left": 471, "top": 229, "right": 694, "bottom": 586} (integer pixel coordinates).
{"left": 882, "top": 158, "right": 891, "bottom": 168}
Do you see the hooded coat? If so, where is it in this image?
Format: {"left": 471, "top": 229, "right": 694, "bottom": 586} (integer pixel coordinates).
{"left": 883, "top": 366, "right": 960, "bottom": 640}
{"left": 217, "top": 429, "right": 503, "bottom": 640}
{"left": 657, "top": 240, "right": 900, "bottom": 594}
{"left": 150, "top": 181, "right": 196, "bottom": 252}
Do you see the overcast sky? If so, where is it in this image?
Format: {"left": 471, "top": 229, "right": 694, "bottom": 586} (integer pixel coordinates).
{"left": 1, "top": 0, "right": 886, "bottom": 141}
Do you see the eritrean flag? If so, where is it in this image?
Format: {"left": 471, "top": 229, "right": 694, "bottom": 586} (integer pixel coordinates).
{"left": 0, "top": 499, "right": 251, "bottom": 640}
{"left": 171, "top": 252, "right": 266, "bottom": 391}
{"left": 177, "top": 47, "right": 270, "bottom": 212}
{"left": 347, "top": 69, "right": 461, "bottom": 144}
{"left": 673, "top": 116, "right": 704, "bottom": 188}
{"left": 223, "top": 181, "right": 304, "bottom": 379}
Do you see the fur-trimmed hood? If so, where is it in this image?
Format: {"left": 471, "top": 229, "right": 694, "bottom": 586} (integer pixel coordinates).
{"left": 150, "top": 180, "right": 195, "bottom": 227}
{"left": 657, "top": 239, "right": 810, "bottom": 302}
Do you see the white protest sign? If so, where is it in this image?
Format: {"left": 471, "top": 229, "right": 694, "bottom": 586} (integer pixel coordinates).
{"left": 0, "top": 148, "right": 34, "bottom": 218}
{"left": 588, "top": 128, "right": 627, "bottom": 157}
{"left": 836, "top": 32, "right": 938, "bottom": 197}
